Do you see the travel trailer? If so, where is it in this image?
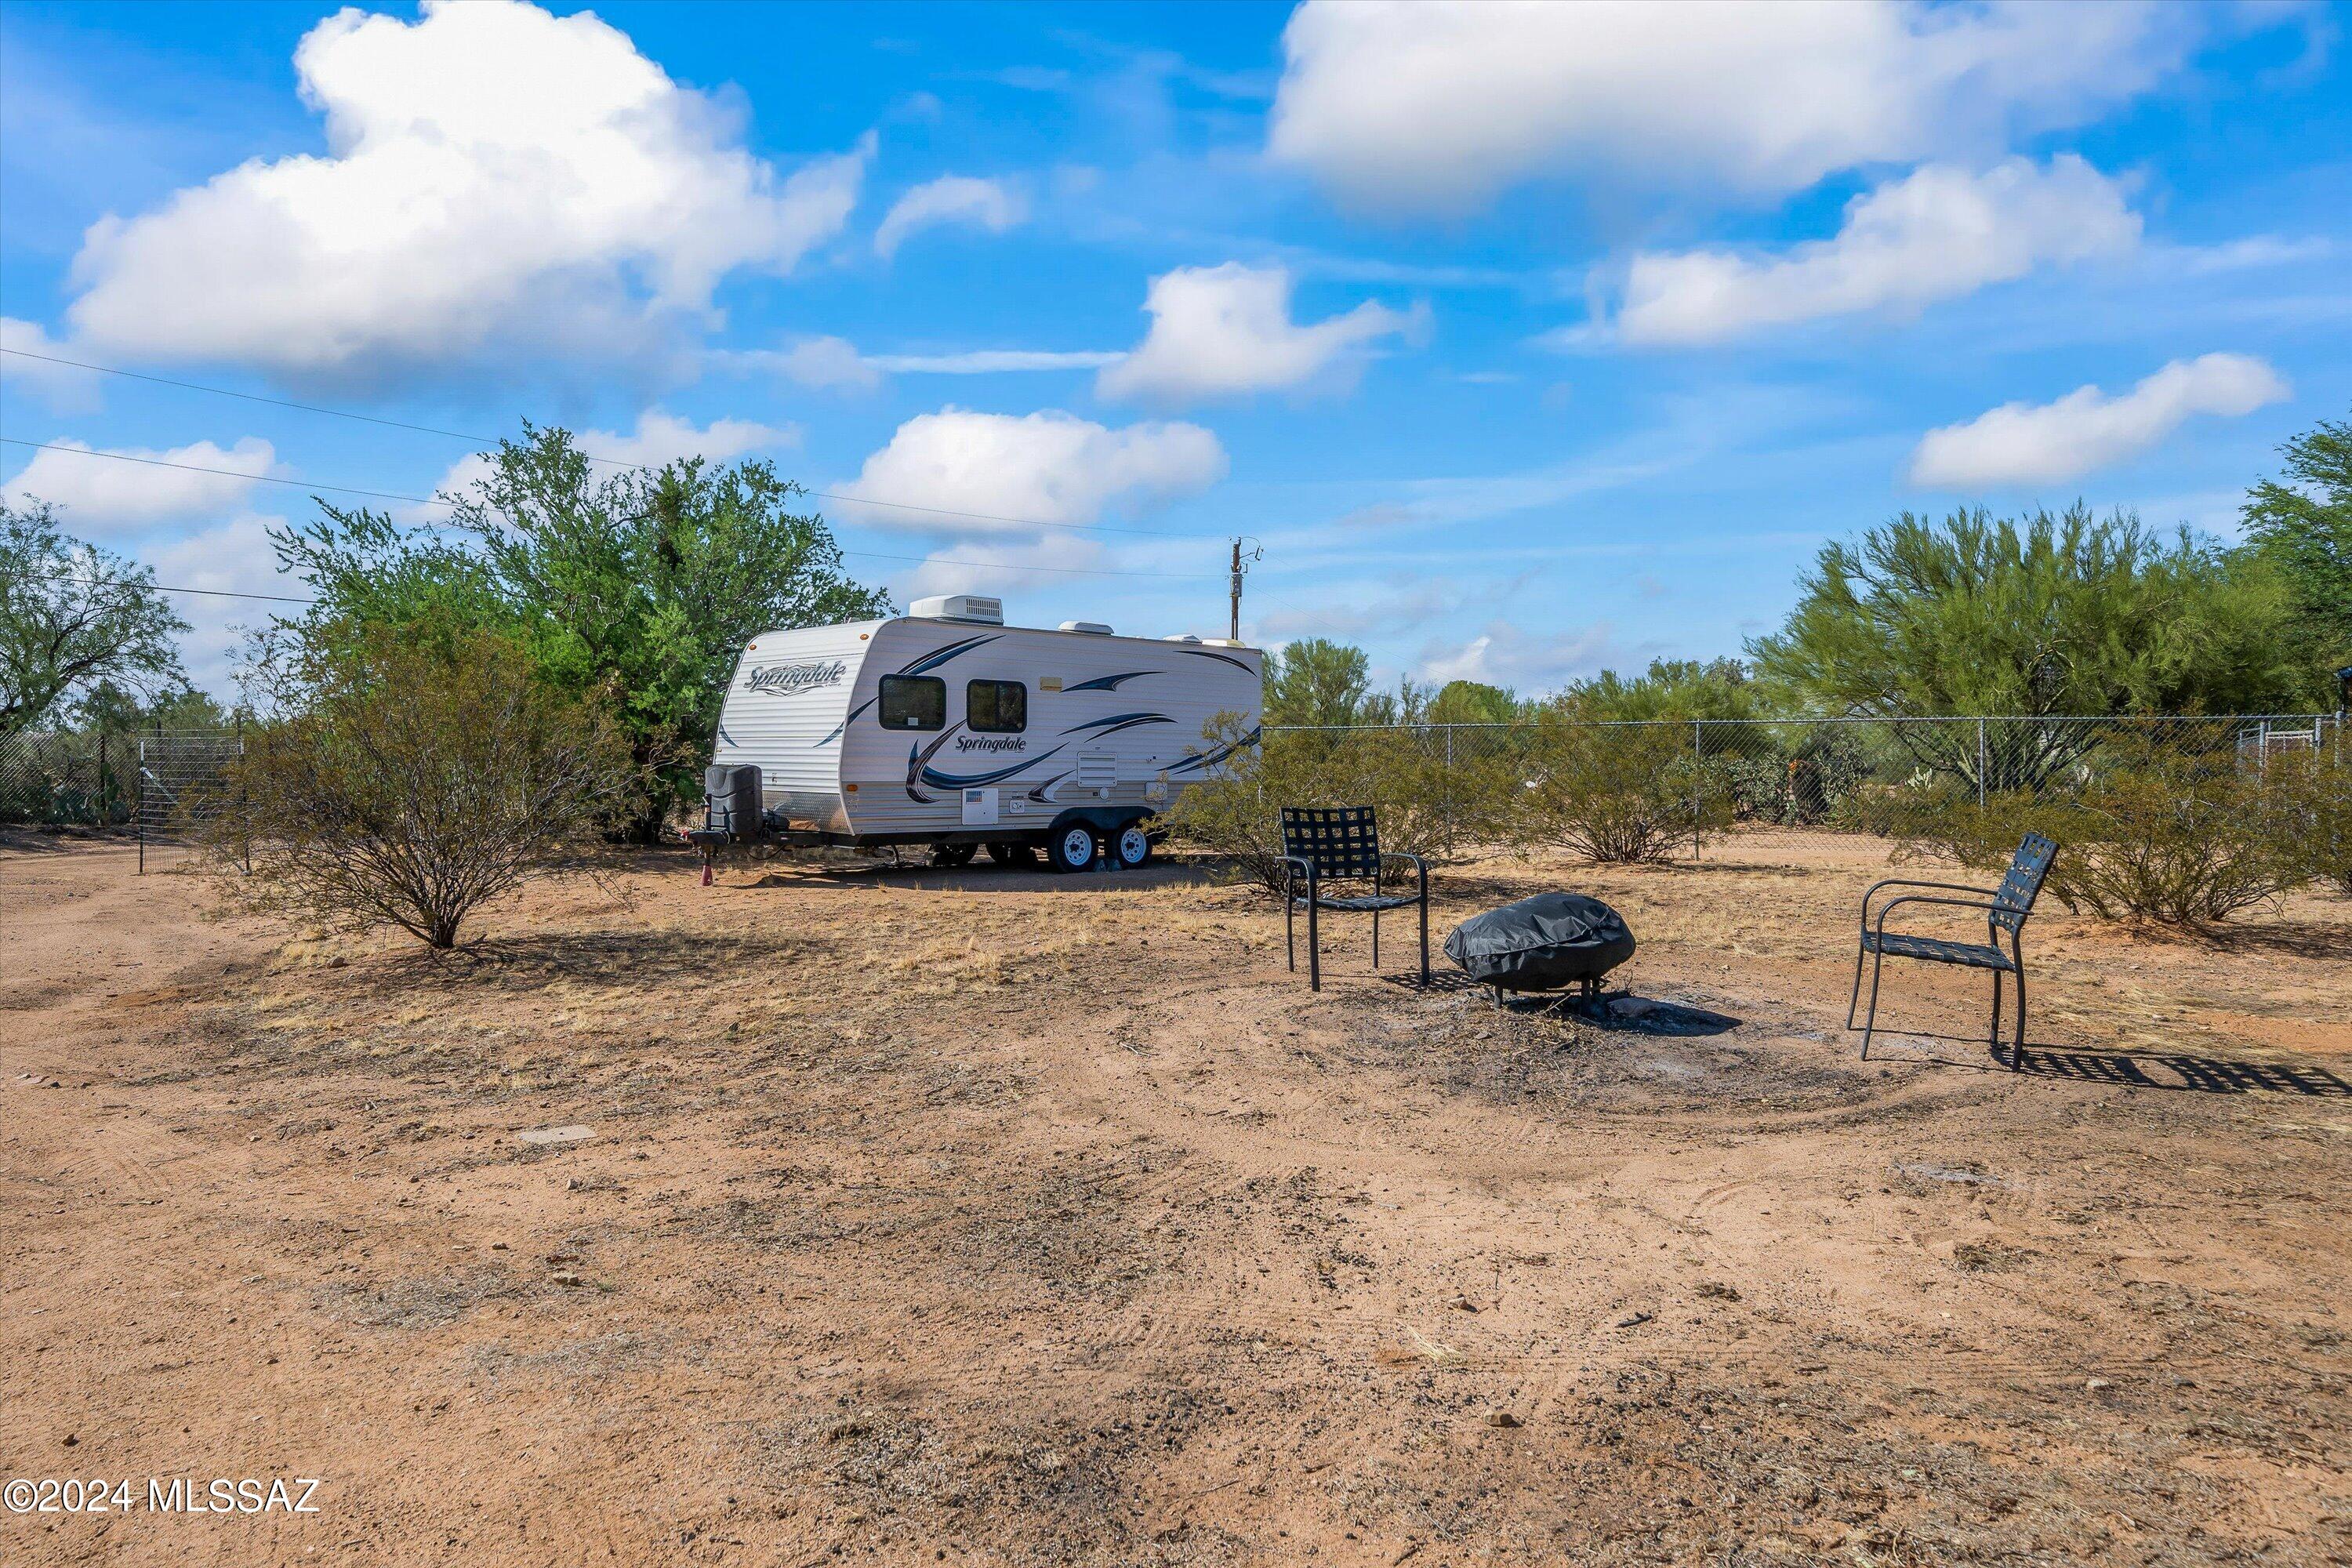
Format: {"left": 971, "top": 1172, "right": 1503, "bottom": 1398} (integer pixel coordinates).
{"left": 697, "top": 594, "right": 1262, "bottom": 873}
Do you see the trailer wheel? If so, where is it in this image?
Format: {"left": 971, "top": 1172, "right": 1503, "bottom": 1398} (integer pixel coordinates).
{"left": 1113, "top": 823, "right": 1153, "bottom": 870}
{"left": 931, "top": 843, "right": 977, "bottom": 868}
{"left": 984, "top": 840, "right": 1036, "bottom": 869}
{"left": 1047, "top": 824, "right": 1099, "bottom": 873}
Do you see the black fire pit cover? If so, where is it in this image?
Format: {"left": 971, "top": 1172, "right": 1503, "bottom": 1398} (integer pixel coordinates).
{"left": 1443, "top": 892, "right": 1635, "bottom": 993}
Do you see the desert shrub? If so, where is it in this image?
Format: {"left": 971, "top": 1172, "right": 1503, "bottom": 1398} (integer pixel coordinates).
{"left": 2258, "top": 744, "right": 2352, "bottom": 899}
{"left": 1163, "top": 716, "right": 1511, "bottom": 892}
{"left": 1515, "top": 717, "right": 1730, "bottom": 864}
{"left": 205, "top": 629, "right": 634, "bottom": 949}
{"left": 1904, "top": 737, "right": 2301, "bottom": 929}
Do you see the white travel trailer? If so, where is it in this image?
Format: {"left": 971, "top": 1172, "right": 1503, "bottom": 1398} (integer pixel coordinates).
{"left": 700, "top": 594, "right": 1261, "bottom": 873}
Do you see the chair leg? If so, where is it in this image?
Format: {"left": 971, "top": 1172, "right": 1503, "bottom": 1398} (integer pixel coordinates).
{"left": 1417, "top": 891, "right": 1429, "bottom": 986}
{"left": 1372, "top": 905, "right": 1381, "bottom": 970}
{"left": 2011, "top": 964, "right": 2027, "bottom": 1070}
{"left": 1990, "top": 969, "right": 2003, "bottom": 1055}
{"left": 1859, "top": 950, "right": 1886, "bottom": 1061}
{"left": 1308, "top": 895, "right": 1320, "bottom": 993}
{"left": 1846, "top": 943, "right": 1867, "bottom": 1029}
{"left": 1286, "top": 894, "right": 1295, "bottom": 973}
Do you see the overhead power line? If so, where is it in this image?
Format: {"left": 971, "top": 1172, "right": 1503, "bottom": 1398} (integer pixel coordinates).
{"left": 0, "top": 345, "right": 1196, "bottom": 539}
{"left": 1, "top": 439, "right": 1220, "bottom": 583}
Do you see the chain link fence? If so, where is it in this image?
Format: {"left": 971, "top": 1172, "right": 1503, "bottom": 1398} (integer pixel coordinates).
{"left": 1260, "top": 713, "right": 2347, "bottom": 864}
{"left": 0, "top": 725, "right": 247, "bottom": 870}
{"left": 0, "top": 728, "right": 136, "bottom": 826}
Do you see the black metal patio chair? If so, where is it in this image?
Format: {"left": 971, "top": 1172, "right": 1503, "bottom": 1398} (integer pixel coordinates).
{"left": 1849, "top": 833, "right": 2058, "bottom": 1067}
{"left": 1280, "top": 806, "right": 1429, "bottom": 992}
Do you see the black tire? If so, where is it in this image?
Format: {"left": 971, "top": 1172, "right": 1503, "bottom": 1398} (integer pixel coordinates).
{"left": 984, "top": 840, "right": 1036, "bottom": 868}
{"left": 931, "top": 842, "right": 978, "bottom": 868}
{"left": 1112, "top": 822, "right": 1152, "bottom": 870}
{"left": 1046, "top": 823, "right": 1099, "bottom": 873}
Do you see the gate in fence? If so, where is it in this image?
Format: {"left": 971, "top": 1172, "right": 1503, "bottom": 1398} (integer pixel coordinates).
{"left": 136, "top": 730, "right": 245, "bottom": 873}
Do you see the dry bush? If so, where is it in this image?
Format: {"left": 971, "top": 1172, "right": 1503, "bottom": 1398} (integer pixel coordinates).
{"left": 1163, "top": 716, "right": 1512, "bottom": 893}
{"left": 1515, "top": 717, "right": 1730, "bottom": 864}
{"left": 205, "top": 630, "right": 634, "bottom": 948}
{"left": 1906, "top": 737, "right": 2302, "bottom": 930}
{"left": 2258, "top": 743, "right": 2352, "bottom": 899}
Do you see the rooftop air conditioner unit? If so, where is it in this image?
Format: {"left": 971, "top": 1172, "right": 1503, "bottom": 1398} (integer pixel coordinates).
{"left": 1161, "top": 633, "right": 1203, "bottom": 644}
{"left": 909, "top": 593, "right": 1004, "bottom": 626}
{"left": 1058, "top": 620, "right": 1114, "bottom": 635}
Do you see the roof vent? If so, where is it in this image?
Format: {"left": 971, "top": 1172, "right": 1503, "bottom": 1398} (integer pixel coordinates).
{"left": 909, "top": 593, "right": 1003, "bottom": 626}
{"left": 1161, "top": 633, "right": 1203, "bottom": 644}
{"left": 1058, "top": 619, "right": 1114, "bottom": 636}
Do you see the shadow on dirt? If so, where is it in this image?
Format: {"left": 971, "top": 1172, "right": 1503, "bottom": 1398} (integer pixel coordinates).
{"left": 1864, "top": 1031, "right": 2352, "bottom": 1097}
{"left": 1381, "top": 973, "right": 1743, "bottom": 1037}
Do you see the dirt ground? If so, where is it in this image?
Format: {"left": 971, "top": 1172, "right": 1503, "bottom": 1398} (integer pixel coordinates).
{"left": 4, "top": 831, "right": 2349, "bottom": 1567}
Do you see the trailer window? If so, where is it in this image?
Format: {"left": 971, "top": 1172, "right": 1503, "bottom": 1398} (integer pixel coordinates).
{"left": 966, "top": 679, "right": 1026, "bottom": 733}
{"left": 879, "top": 674, "right": 945, "bottom": 731}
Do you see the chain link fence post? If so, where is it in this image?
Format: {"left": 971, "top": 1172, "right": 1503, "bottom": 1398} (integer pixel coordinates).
{"left": 1691, "top": 717, "right": 1703, "bottom": 862}
{"left": 1977, "top": 717, "right": 1987, "bottom": 806}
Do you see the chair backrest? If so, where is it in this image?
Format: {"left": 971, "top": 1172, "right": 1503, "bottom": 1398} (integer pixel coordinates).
{"left": 1990, "top": 833, "right": 2058, "bottom": 932}
{"left": 1281, "top": 805, "right": 1383, "bottom": 880}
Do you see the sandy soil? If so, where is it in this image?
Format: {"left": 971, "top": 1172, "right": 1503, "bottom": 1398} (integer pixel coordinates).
{"left": 4, "top": 831, "right": 2349, "bottom": 1566}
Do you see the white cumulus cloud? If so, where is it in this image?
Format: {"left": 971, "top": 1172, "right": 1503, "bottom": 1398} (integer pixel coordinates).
{"left": 5, "top": 437, "right": 278, "bottom": 534}
{"left": 873, "top": 176, "right": 1026, "bottom": 259}
{"left": 1268, "top": 0, "right": 2196, "bottom": 214}
{"left": 1097, "top": 263, "right": 1414, "bottom": 404}
{"left": 1, "top": 318, "right": 101, "bottom": 411}
{"left": 837, "top": 408, "right": 1226, "bottom": 535}
{"left": 1417, "top": 619, "right": 1617, "bottom": 692}
{"left": 61, "top": 0, "right": 870, "bottom": 387}
{"left": 1611, "top": 157, "right": 2140, "bottom": 347}
{"left": 1907, "top": 354, "right": 2290, "bottom": 489}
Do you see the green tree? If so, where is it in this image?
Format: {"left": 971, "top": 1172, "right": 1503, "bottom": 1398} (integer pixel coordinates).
{"left": 1748, "top": 505, "right": 2304, "bottom": 790}
{"left": 2238, "top": 412, "right": 2351, "bottom": 700}
{"left": 1426, "top": 678, "right": 1519, "bottom": 724}
{"left": 1751, "top": 505, "right": 2302, "bottom": 717}
{"left": 73, "top": 680, "right": 240, "bottom": 733}
{"left": 272, "top": 426, "right": 888, "bottom": 840}
{"left": 1563, "top": 658, "right": 1775, "bottom": 721}
{"left": 212, "top": 629, "right": 634, "bottom": 949}
{"left": 2, "top": 500, "right": 188, "bottom": 735}
{"left": 1264, "top": 637, "right": 1377, "bottom": 726}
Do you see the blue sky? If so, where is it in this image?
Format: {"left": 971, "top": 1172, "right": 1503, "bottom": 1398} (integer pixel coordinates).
{"left": 4, "top": 0, "right": 2348, "bottom": 698}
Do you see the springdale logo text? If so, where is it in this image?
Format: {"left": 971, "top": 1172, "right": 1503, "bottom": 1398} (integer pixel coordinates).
{"left": 956, "top": 734, "right": 1027, "bottom": 753}
{"left": 744, "top": 660, "right": 847, "bottom": 695}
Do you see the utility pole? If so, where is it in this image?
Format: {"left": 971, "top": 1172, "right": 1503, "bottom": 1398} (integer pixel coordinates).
{"left": 1229, "top": 537, "right": 1261, "bottom": 642}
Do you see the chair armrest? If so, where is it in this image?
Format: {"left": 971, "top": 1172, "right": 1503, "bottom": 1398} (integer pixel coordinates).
{"left": 1860, "top": 877, "right": 1997, "bottom": 929}
{"left": 1280, "top": 854, "right": 1315, "bottom": 895}
{"left": 1873, "top": 893, "right": 2001, "bottom": 938}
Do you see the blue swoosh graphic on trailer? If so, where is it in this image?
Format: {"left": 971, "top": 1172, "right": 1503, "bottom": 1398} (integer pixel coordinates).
{"left": 1062, "top": 670, "right": 1160, "bottom": 692}
{"left": 919, "top": 746, "right": 1068, "bottom": 790}
{"left": 1169, "top": 724, "right": 1261, "bottom": 775}
{"left": 1176, "top": 647, "right": 1255, "bottom": 673}
{"left": 900, "top": 633, "right": 1000, "bottom": 675}
{"left": 1060, "top": 711, "right": 1174, "bottom": 736}
{"left": 816, "top": 698, "right": 873, "bottom": 746}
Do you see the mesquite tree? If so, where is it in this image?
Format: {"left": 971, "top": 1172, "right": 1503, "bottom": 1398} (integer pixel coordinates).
{"left": 211, "top": 629, "right": 633, "bottom": 949}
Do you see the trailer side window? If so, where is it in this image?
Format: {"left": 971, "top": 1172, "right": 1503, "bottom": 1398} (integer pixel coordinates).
{"left": 966, "top": 679, "right": 1026, "bottom": 733}
{"left": 879, "top": 674, "right": 945, "bottom": 731}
